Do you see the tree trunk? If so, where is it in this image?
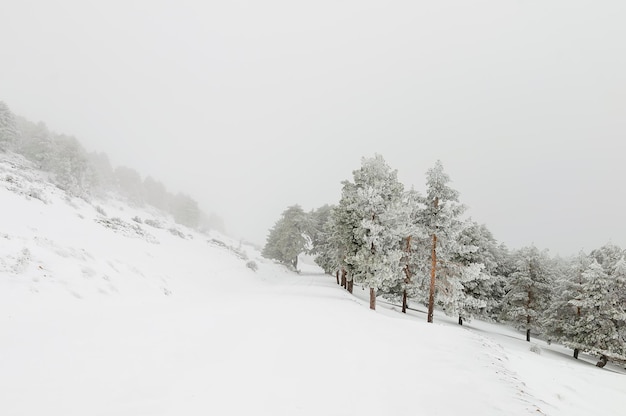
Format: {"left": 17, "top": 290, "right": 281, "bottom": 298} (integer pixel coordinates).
{"left": 336, "top": 270, "right": 340, "bottom": 285}
{"left": 427, "top": 232, "right": 437, "bottom": 323}
{"left": 370, "top": 287, "right": 376, "bottom": 310}
{"left": 525, "top": 291, "right": 532, "bottom": 342}
{"left": 596, "top": 355, "right": 608, "bottom": 368}
{"left": 292, "top": 255, "right": 298, "bottom": 271}
{"left": 458, "top": 316, "right": 463, "bottom": 325}
{"left": 573, "top": 348, "right": 579, "bottom": 359}
{"left": 402, "top": 289, "right": 408, "bottom": 314}
{"left": 347, "top": 279, "right": 353, "bottom": 294}
{"left": 341, "top": 269, "right": 347, "bottom": 288}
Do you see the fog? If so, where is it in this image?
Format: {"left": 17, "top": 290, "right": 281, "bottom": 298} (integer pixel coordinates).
{"left": 2, "top": 0, "right": 625, "bottom": 256}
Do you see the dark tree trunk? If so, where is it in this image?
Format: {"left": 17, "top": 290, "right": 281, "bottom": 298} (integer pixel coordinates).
{"left": 458, "top": 316, "right": 463, "bottom": 325}
{"left": 402, "top": 289, "right": 408, "bottom": 314}
{"left": 525, "top": 291, "right": 533, "bottom": 342}
{"left": 427, "top": 198, "right": 438, "bottom": 324}
{"left": 341, "top": 269, "right": 347, "bottom": 288}
{"left": 402, "top": 236, "right": 412, "bottom": 315}
{"left": 336, "top": 270, "right": 340, "bottom": 285}
{"left": 370, "top": 287, "right": 376, "bottom": 310}
{"left": 573, "top": 348, "right": 579, "bottom": 359}
{"left": 347, "top": 279, "right": 353, "bottom": 294}
{"left": 427, "top": 232, "right": 437, "bottom": 323}
{"left": 292, "top": 256, "right": 298, "bottom": 271}
{"left": 596, "top": 355, "right": 608, "bottom": 368}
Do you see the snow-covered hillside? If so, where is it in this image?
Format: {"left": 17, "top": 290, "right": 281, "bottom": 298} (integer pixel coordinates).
{"left": 1, "top": 152, "right": 624, "bottom": 416}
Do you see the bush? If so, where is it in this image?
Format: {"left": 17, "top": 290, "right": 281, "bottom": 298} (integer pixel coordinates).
{"left": 246, "top": 261, "right": 258, "bottom": 272}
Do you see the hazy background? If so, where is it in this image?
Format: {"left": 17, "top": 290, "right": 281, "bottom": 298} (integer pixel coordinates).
{"left": 1, "top": 0, "right": 624, "bottom": 256}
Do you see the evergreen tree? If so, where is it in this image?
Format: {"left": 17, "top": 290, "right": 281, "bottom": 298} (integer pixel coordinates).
{"left": 565, "top": 259, "right": 626, "bottom": 364}
{"left": 308, "top": 205, "right": 333, "bottom": 256}
{"left": 50, "top": 134, "right": 90, "bottom": 196}
{"left": 262, "top": 205, "right": 311, "bottom": 270}
{"left": 397, "top": 188, "right": 428, "bottom": 313}
{"left": 331, "top": 179, "right": 364, "bottom": 292}
{"left": 114, "top": 166, "right": 145, "bottom": 205}
{"left": 143, "top": 176, "right": 169, "bottom": 211}
{"left": 15, "top": 117, "right": 53, "bottom": 169}
{"left": 446, "top": 222, "right": 501, "bottom": 324}
{"left": 311, "top": 205, "right": 341, "bottom": 276}
{"left": 169, "top": 192, "right": 201, "bottom": 229}
{"left": 344, "top": 154, "right": 408, "bottom": 310}
{"left": 0, "top": 101, "right": 19, "bottom": 151}
{"left": 419, "top": 160, "right": 466, "bottom": 323}
{"left": 87, "top": 152, "right": 115, "bottom": 193}
{"left": 500, "top": 246, "right": 554, "bottom": 341}
{"left": 544, "top": 252, "right": 590, "bottom": 358}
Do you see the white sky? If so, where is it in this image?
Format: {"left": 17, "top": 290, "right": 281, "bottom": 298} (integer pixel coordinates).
{"left": 1, "top": 0, "right": 625, "bottom": 256}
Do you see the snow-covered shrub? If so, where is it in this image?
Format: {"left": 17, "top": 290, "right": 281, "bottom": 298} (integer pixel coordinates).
{"left": 246, "top": 260, "right": 258, "bottom": 272}
{"left": 169, "top": 228, "right": 186, "bottom": 239}
{"left": 144, "top": 219, "right": 162, "bottom": 228}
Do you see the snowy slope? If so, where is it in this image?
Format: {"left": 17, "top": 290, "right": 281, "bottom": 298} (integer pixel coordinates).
{"left": 1, "top": 152, "right": 624, "bottom": 416}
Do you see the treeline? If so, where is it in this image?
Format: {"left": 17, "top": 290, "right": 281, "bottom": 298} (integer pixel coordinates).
{"left": 263, "top": 155, "right": 626, "bottom": 367}
{"left": 0, "top": 101, "right": 224, "bottom": 232}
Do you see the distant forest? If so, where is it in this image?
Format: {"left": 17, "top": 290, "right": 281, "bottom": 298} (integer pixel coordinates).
{"left": 0, "top": 101, "right": 224, "bottom": 232}
{"left": 263, "top": 155, "right": 626, "bottom": 367}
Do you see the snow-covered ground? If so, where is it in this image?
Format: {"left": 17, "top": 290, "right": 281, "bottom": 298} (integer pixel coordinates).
{"left": 1, "top": 152, "right": 625, "bottom": 416}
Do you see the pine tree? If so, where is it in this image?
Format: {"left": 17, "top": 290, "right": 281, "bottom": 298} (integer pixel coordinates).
{"left": 50, "top": 134, "right": 90, "bottom": 196}
{"left": 544, "top": 252, "right": 590, "bottom": 358}
{"left": 0, "top": 101, "right": 19, "bottom": 151}
{"left": 344, "top": 155, "right": 408, "bottom": 310}
{"left": 566, "top": 259, "right": 626, "bottom": 364}
{"left": 262, "top": 205, "right": 311, "bottom": 271}
{"left": 330, "top": 180, "right": 362, "bottom": 292}
{"left": 500, "top": 246, "right": 554, "bottom": 341}
{"left": 419, "top": 160, "right": 466, "bottom": 323}
{"left": 449, "top": 222, "right": 501, "bottom": 324}
{"left": 398, "top": 188, "right": 427, "bottom": 313}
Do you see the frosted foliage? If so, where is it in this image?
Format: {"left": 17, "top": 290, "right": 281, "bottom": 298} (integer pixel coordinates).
{"left": 501, "top": 246, "right": 553, "bottom": 334}
{"left": 263, "top": 205, "right": 310, "bottom": 270}
{"left": 544, "top": 253, "right": 589, "bottom": 345}
{"left": 344, "top": 154, "right": 407, "bottom": 291}
{"left": 564, "top": 260, "right": 626, "bottom": 359}
{"left": 418, "top": 160, "right": 478, "bottom": 316}
{"left": 0, "top": 101, "right": 19, "bottom": 150}
{"left": 439, "top": 262, "right": 490, "bottom": 319}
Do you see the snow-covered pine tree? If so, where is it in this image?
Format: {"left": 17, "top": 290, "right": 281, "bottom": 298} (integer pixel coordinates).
{"left": 344, "top": 154, "right": 408, "bottom": 310}
{"left": 330, "top": 180, "right": 363, "bottom": 292}
{"left": 310, "top": 205, "right": 344, "bottom": 280}
{"left": 51, "top": 134, "right": 92, "bottom": 196}
{"left": 262, "top": 205, "right": 311, "bottom": 271}
{"left": 0, "top": 101, "right": 19, "bottom": 151}
{"left": 419, "top": 160, "right": 466, "bottom": 323}
{"left": 589, "top": 243, "right": 624, "bottom": 272}
{"left": 397, "top": 188, "right": 428, "bottom": 313}
{"left": 500, "top": 245, "right": 554, "bottom": 342}
{"left": 566, "top": 259, "right": 626, "bottom": 365}
{"left": 308, "top": 205, "right": 333, "bottom": 257}
{"left": 449, "top": 222, "right": 501, "bottom": 324}
{"left": 611, "top": 257, "right": 626, "bottom": 358}
{"left": 15, "top": 117, "right": 53, "bottom": 169}
{"left": 544, "top": 252, "right": 590, "bottom": 358}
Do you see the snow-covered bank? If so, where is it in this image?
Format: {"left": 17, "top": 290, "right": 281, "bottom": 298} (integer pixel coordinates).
{"left": 1, "top": 152, "right": 624, "bottom": 415}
